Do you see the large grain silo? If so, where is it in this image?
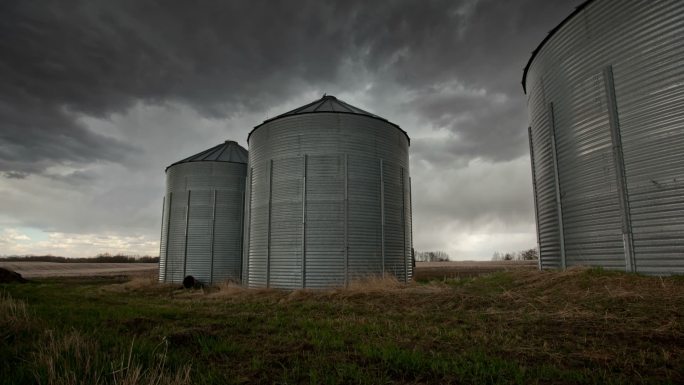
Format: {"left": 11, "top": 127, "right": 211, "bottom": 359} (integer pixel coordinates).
{"left": 523, "top": 0, "right": 684, "bottom": 274}
{"left": 159, "top": 141, "right": 248, "bottom": 284}
{"left": 243, "top": 95, "right": 413, "bottom": 288}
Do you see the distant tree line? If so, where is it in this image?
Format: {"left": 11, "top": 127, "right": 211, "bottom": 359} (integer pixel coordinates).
{"left": 491, "top": 248, "right": 538, "bottom": 261}
{"left": 415, "top": 250, "right": 450, "bottom": 262}
{"left": 0, "top": 253, "right": 159, "bottom": 263}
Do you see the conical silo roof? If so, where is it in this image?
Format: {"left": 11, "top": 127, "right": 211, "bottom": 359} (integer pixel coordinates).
{"left": 276, "top": 95, "right": 382, "bottom": 118}
{"left": 166, "top": 140, "right": 248, "bottom": 170}
{"left": 250, "top": 94, "right": 408, "bottom": 143}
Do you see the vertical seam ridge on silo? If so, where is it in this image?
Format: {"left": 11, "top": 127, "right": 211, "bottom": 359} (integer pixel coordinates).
{"left": 548, "top": 103, "right": 567, "bottom": 269}
{"left": 603, "top": 65, "right": 636, "bottom": 272}
{"left": 302, "top": 155, "right": 307, "bottom": 288}
{"left": 528, "top": 126, "right": 543, "bottom": 271}
{"left": 183, "top": 190, "right": 191, "bottom": 278}
{"left": 380, "top": 159, "right": 385, "bottom": 278}
{"left": 164, "top": 192, "right": 173, "bottom": 282}
{"left": 209, "top": 189, "right": 217, "bottom": 285}
{"left": 159, "top": 195, "right": 166, "bottom": 282}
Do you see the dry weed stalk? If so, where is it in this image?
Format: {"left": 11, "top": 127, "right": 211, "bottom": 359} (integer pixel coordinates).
{"left": 209, "top": 281, "right": 249, "bottom": 297}
{"left": 110, "top": 338, "right": 191, "bottom": 385}
{"left": 101, "top": 274, "right": 175, "bottom": 294}
{"left": 0, "top": 291, "right": 30, "bottom": 326}
{"left": 32, "top": 330, "right": 102, "bottom": 385}
{"left": 207, "top": 275, "right": 451, "bottom": 304}
{"left": 513, "top": 267, "right": 684, "bottom": 300}
{"left": 346, "top": 275, "right": 404, "bottom": 292}
{"left": 32, "top": 330, "right": 191, "bottom": 385}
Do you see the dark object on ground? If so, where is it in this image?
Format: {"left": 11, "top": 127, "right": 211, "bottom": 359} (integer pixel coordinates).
{"left": 182, "top": 275, "right": 202, "bottom": 289}
{"left": 0, "top": 267, "right": 28, "bottom": 283}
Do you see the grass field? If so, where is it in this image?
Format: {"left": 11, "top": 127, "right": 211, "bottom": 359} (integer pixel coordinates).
{"left": 2, "top": 268, "right": 683, "bottom": 384}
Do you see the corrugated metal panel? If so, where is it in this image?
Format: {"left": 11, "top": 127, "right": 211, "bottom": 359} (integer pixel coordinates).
{"left": 528, "top": 127, "right": 542, "bottom": 271}
{"left": 166, "top": 190, "right": 187, "bottom": 283}
{"left": 382, "top": 160, "right": 407, "bottom": 281}
{"left": 525, "top": 0, "right": 684, "bottom": 274}
{"left": 185, "top": 190, "right": 212, "bottom": 280}
{"left": 406, "top": 175, "right": 413, "bottom": 280}
{"left": 551, "top": 73, "right": 624, "bottom": 269}
{"left": 306, "top": 154, "right": 345, "bottom": 288}
{"left": 211, "top": 184, "right": 245, "bottom": 283}
{"left": 269, "top": 156, "right": 304, "bottom": 289}
{"left": 242, "top": 168, "right": 253, "bottom": 283}
{"left": 612, "top": 0, "right": 684, "bottom": 274}
{"left": 159, "top": 159, "right": 247, "bottom": 285}
{"left": 246, "top": 161, "right": 269, "bottom": 288}
{"left": 245, "top": 109, "right": 412, "bottom": 288}
{"left": 401, "top": 168, "right": 411, "bottom": 281}
{"left": 347, "top": 155, "right": 383, "bottom": 280}
{"left": 158, "top": 195, "right": 169, "bottom": 282}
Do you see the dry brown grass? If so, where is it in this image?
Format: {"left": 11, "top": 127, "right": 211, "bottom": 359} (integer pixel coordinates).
{"left": 346, "top": 275, "right": 404, "bottom": 292}
{"left": 100, "top": 271, "right": 174, "bottom": 294}
{"left": 208, "top": 281, "right": 250, "bottom": 296}
{"left": 109, "top": 266, "right": 684, "bottom": 309}
{"left": 0, "top": 292, "right": 30, "bottom": 333}
{"left": 504, "top": 266, "right": 684, "bottom": 302}
{"left": 31, "top": 331, "right": 191, "bottom": 385}
{"left": 199, "top": 275, "right": 449, "bottom": 311}
{"left": 110, "top": 272, "right": 432, "bottom": 300}
{"left": 109, "top": 340, "right": 191, "bottom": 385}
{"left": 32, "top": 331, "right": 103, "bottom": 385}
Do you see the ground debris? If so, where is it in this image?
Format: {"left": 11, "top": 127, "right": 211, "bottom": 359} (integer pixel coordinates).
{"left": 0, "top": 267, "right": 27, "bottom": 283}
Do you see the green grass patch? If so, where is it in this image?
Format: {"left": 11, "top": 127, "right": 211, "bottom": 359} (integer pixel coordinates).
{"left": 1, "top": 267, "right": 683, "bottom": 384}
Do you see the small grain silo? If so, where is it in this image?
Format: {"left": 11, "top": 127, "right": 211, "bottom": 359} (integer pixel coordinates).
{"left": 243, "top": 95, "right": 413, "bottom": 288}
{"left": 159, "top": 141, "right": 248, "bottom": 284}
{"left": 523, "top": 0, "right": 684, "bottom": 274}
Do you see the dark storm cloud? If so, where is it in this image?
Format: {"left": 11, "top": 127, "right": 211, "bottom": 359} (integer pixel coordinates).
{"left": 408, "top": 88, "right": 524, "bottom": 165}
{"left": 0, "top": 97, "right": 136, "bottom": 176}
{"left": 3, "top": 171, "right": 28, "bottom": 179}
{"left": 1, "top": 0, "right": 583, "bottom": 177}
{"left": 369, "top": 0, "right": 580, "bottom": 91}
{"left": 367, "top": 0, "right": 584, "bottom": 165}
{"left": 0, "top": 0, "right": 591, "bottom": 257}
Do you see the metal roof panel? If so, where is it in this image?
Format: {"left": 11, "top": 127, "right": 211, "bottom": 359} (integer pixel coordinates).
{"left": 249, "top": 94, "right": 408, "bottom": 144}
{"left": 166, "top": 140, "right": 248, "bottom": 171}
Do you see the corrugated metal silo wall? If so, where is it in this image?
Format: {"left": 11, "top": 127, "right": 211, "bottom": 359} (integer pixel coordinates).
{"left": 159, "top": 161, "right": 246, "bottom": 284}
{"left": 244, "top": 113, "right": 412, "bottom": 289}
{"left": 526, "top": 0, "right": 684, "bottom": 273}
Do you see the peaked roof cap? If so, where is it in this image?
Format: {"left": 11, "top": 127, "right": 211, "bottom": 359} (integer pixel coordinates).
{"left": 166, "top": 140, "right": 248, "bottom": 171}
{"left": 278, "top": 94, "right": 382, "bottom": 118}
{"left": 250, "top": 94, "right": 408, "bottom": 143}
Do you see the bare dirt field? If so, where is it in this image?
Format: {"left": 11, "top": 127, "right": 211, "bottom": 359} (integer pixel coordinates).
{"left": 0, "top": 260, "right": 536, "bottom": 280}
{"left": 414, "top": 260, "right": 537, "bottom": 280}
{"left": 0, "top": 262, "right": 158, "bottom": 278}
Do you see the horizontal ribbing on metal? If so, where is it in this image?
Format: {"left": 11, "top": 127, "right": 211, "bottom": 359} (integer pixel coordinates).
{"left": 245, "top": 111, "right": 412, "bottom": 289}
{"left": 525, "top": 0, "right": 684, "bottom": 274}
{"left": 160, "top": 150, "right": 247, "bottom": 284}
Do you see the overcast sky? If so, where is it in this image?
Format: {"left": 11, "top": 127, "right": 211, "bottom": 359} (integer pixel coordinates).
{"left": 0, "top": 0, "right": 583, "bottom": 259}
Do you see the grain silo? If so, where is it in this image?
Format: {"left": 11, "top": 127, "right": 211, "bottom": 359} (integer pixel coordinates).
{"left": 523, "top": 0, "right": 684, "bottom": 274}
{"left": 243, "top": 95, "right": 413, "bottom": 288}
{"left": 159, "top": 141, "right": 248, "bottom": 284}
